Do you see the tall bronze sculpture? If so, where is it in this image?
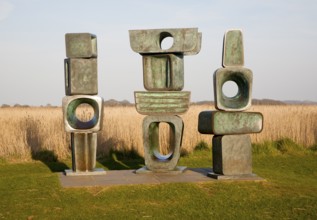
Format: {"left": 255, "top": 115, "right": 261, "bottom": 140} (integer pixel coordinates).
{"left": 129, "top": 28, "right": 202, "bottom": 173}
{"left": 198, "top": 30, "right": 263, "bottom": 179}
{"left": 62, "top": 33, "right": 105, "bottom": 176}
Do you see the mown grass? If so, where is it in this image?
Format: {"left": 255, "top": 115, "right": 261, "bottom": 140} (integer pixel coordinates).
{"left": 0, "top": 139, "right": 317, "bottom": 219}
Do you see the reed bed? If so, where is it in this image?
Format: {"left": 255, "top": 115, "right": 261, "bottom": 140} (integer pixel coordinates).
{"left": 0, "top": 107, "right": 69, "bottom": 161}
{"left": 0, "top": 104, "right": 316, "bottom": 161}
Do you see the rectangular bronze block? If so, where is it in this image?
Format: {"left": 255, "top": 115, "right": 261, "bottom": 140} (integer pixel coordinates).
{"left": 129, "top": 28, "right": 201, "bottom": 55}
{"left": 143, "top": 54, "right": 184, "bottom": 91}
{"left": 65, "top": 33, "right": 97, "bottom": 58}
{"left": 71, "top": 133, "right": 97, "bottom": 172}
{"left": 198, "top": 111, "right": 263, "bottom": 135}
{"left": 213, "top": 134, "right": 252, "bottom": 175}
{"left": 134, "top": 91, "right": 190, "bottom": 115}
{"left": 223, "top": 29, "right": 244, "bottom": 67}
{"left": 65, "top": 58, "right": 98, "bottom": 95}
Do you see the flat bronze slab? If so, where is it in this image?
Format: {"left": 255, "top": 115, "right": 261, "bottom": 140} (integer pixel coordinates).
{"left": 134, "top": 91, "right": 190, "bottom": 115}
{"left": 59, "top": 168, "right": 264, "bottom": 188}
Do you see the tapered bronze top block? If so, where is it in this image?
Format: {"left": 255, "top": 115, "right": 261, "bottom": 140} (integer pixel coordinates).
{"left": 222, "top": 29, "right": 244, "bottom": 67}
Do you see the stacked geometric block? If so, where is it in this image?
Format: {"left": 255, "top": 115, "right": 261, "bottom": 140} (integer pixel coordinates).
{"left": 62, "top": 33, "right": 105, "bottom": 176}
{"left": 129, "top": 28, "right": 201, "bottom": 173}
{"left": 198, "top": 30, "right": 263, "bottom": 179}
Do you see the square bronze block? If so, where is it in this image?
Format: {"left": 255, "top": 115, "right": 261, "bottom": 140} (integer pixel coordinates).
{"left": 213, "top": 134, "right": 252, "bottom": 175}
{"left": 222, "top": 29, "right": 244, "bottom": 67}
{"left": 214, "top": 67, "right": 253, "bottom": 111}
{"left": 198, "top": 111, "right": 263, "bottom": 135}
{"left": 62, "top": 95, "right": 103, "bottom": 133}
{"left": 129, "top": 28, "right": 201, "bottom": 55}
{"left": 64, "top": 58, "right": 98, "bottom": 95}
{"left": 65, "top": 33, "right": 97, "bottom": 58}
{"left": 143, "top": 54, "right": 184, "bottom": 91}
{"left": 142, "top": 115, "right": 184, "bottom": 172}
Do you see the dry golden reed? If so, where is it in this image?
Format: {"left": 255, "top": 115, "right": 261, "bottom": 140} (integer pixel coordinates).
{"left": 0, "top": 104, "right": 316, "bottom": 161}
{"left": 0, "top": 107, "right": 69, "bottom": 161}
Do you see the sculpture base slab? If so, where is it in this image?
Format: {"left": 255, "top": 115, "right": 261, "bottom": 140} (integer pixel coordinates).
{"left": 207, "top": 172, "right": 264, "bottom": 181}
{"left": 135, "top": 166, "right": 187, "bottom": 174}
{"left": 64, "top": 168, "right": 106, "bottom": 176}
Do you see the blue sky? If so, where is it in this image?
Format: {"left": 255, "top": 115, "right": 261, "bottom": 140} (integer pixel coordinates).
{"left": 0, "top": 0, "right": 316, "bottom": 106}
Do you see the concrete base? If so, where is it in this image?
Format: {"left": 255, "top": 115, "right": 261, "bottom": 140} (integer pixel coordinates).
{"left": 64, "top": 168, "right": 106, "bottom": 176}
{"left": 59, "top": 168, "right": 265, "bottom": 188}
{"left": 207, "top": 172, "right": 264, "bottom": 181}
{"left": 60, "top": 168, "right": 212, "bottom": 187}
{"left": 135, "top": 166, "right": 187, "bottom": 174}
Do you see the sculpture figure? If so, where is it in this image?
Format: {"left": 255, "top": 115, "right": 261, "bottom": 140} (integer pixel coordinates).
{"left": 62, "top": 33, "right": 105, "bottom": 176}
{"left": 198, "top": 30, "right": 263, "bottom": 179}
{"left": 129, "top": 28, "right": 201, "bottom": 173}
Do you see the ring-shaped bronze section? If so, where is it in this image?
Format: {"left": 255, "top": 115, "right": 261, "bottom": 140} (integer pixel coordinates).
{"left": 67, "top": 98, "right": 99, "bottom": 129}
{"left": 149, "top": 122, "right": 175, "bottom": 161}
{"left": 220, "top": 71, "right": 249, "bottom": 109}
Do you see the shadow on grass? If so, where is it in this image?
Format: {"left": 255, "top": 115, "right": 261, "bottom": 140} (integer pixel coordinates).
{"left": 22, "top": 116, "right": 69, "bottom": 172}
{"left": 97, "top": 149, "right": 144, "bottom": 170}
{"left": 32, "top": 150, "right": 69, "bottom": 172}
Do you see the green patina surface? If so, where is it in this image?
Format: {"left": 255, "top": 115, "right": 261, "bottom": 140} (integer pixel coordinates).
{"left": 66, "top": 97, "right": 100, "bottom": 129}
{"left": 213, "top": 134, "right": 252, "bottom": 175}
{"left": 65, "top": 58, "right": 98, "bottom": 95}
{"left": 223, "top": 29, "right": 244, "bottom": 67}
{"left": 198, "top": 111, "right": 263, "bottom": 135}
{"left": 213, "top": 111, "right": 263, "bottom": 134}
{"left": 134, "top": 91, "right": 190, "bottom": 115}
{"left": 62, "top": 95, "right": 103, "bottom": 132}
{"left": 70, "top": 133, "right": 97, "bottom": 172}
{"left": 213, "top": 67, "right": 253, "bottom": 111}
{"left": 129, "top": 28, "right": 201, "bottom": 55}
{"left": 65, "top": 33, "right": 97, "bottom": 58}
{"left": 142, "top": 115, "right": 183, "bottom": 171}
{"left": 143, "top": 54, "right": 184, "bottom": 91}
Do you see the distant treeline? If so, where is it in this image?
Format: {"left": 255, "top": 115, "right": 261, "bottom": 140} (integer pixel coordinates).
{"left": 191, "top": 99, "right": 317, "bottom": 106}
{"left": 1, "top": 98, "right": 316, "bottom": 108}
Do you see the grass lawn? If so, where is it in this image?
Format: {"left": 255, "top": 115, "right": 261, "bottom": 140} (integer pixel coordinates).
{"left": 0, "top": 141, "right": 317, "bottom": 219}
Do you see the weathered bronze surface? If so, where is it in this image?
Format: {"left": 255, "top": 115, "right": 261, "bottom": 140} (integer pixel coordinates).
{"left": 63, "top": 32, "right": 105, "bottom": 175}
{"left": 223, "top": 29, "right": 244, "bottom": 67}
{"left": 130, "top": 28, "right": 200, "bottom": 173}
{"left": 212, "top": 134, "right": 252, "bottom": 175}
{"left": 65, "top": 33, "right": 97, "bottom": 58}
{"left": 198, "top": 111, "right": 263, "bottom": 135}
{"left": 197, "top": 29, "right": 263, "bottom": 179}
{"left": 70, "top": 132, "right": 97, "bottom": 172}
{"left": 214, "top": 67, "right": 253, "bottom": 111}
{"left": 143, "top": 54, "right": 184, "bottom": 91}
{"left": 142, "top": 115, "right": 184, "bottom": 171}
{"left": 62, "top": 95, "right": 103, "bottom": 133}
{"left": 134, "top": 91, "right": 190, "bottom": 115}
{"left": 64, "top": 58, "right": 98, "bottom": 95}
{"left": 129, "top": 28, "right": 201, "bottom": 54}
